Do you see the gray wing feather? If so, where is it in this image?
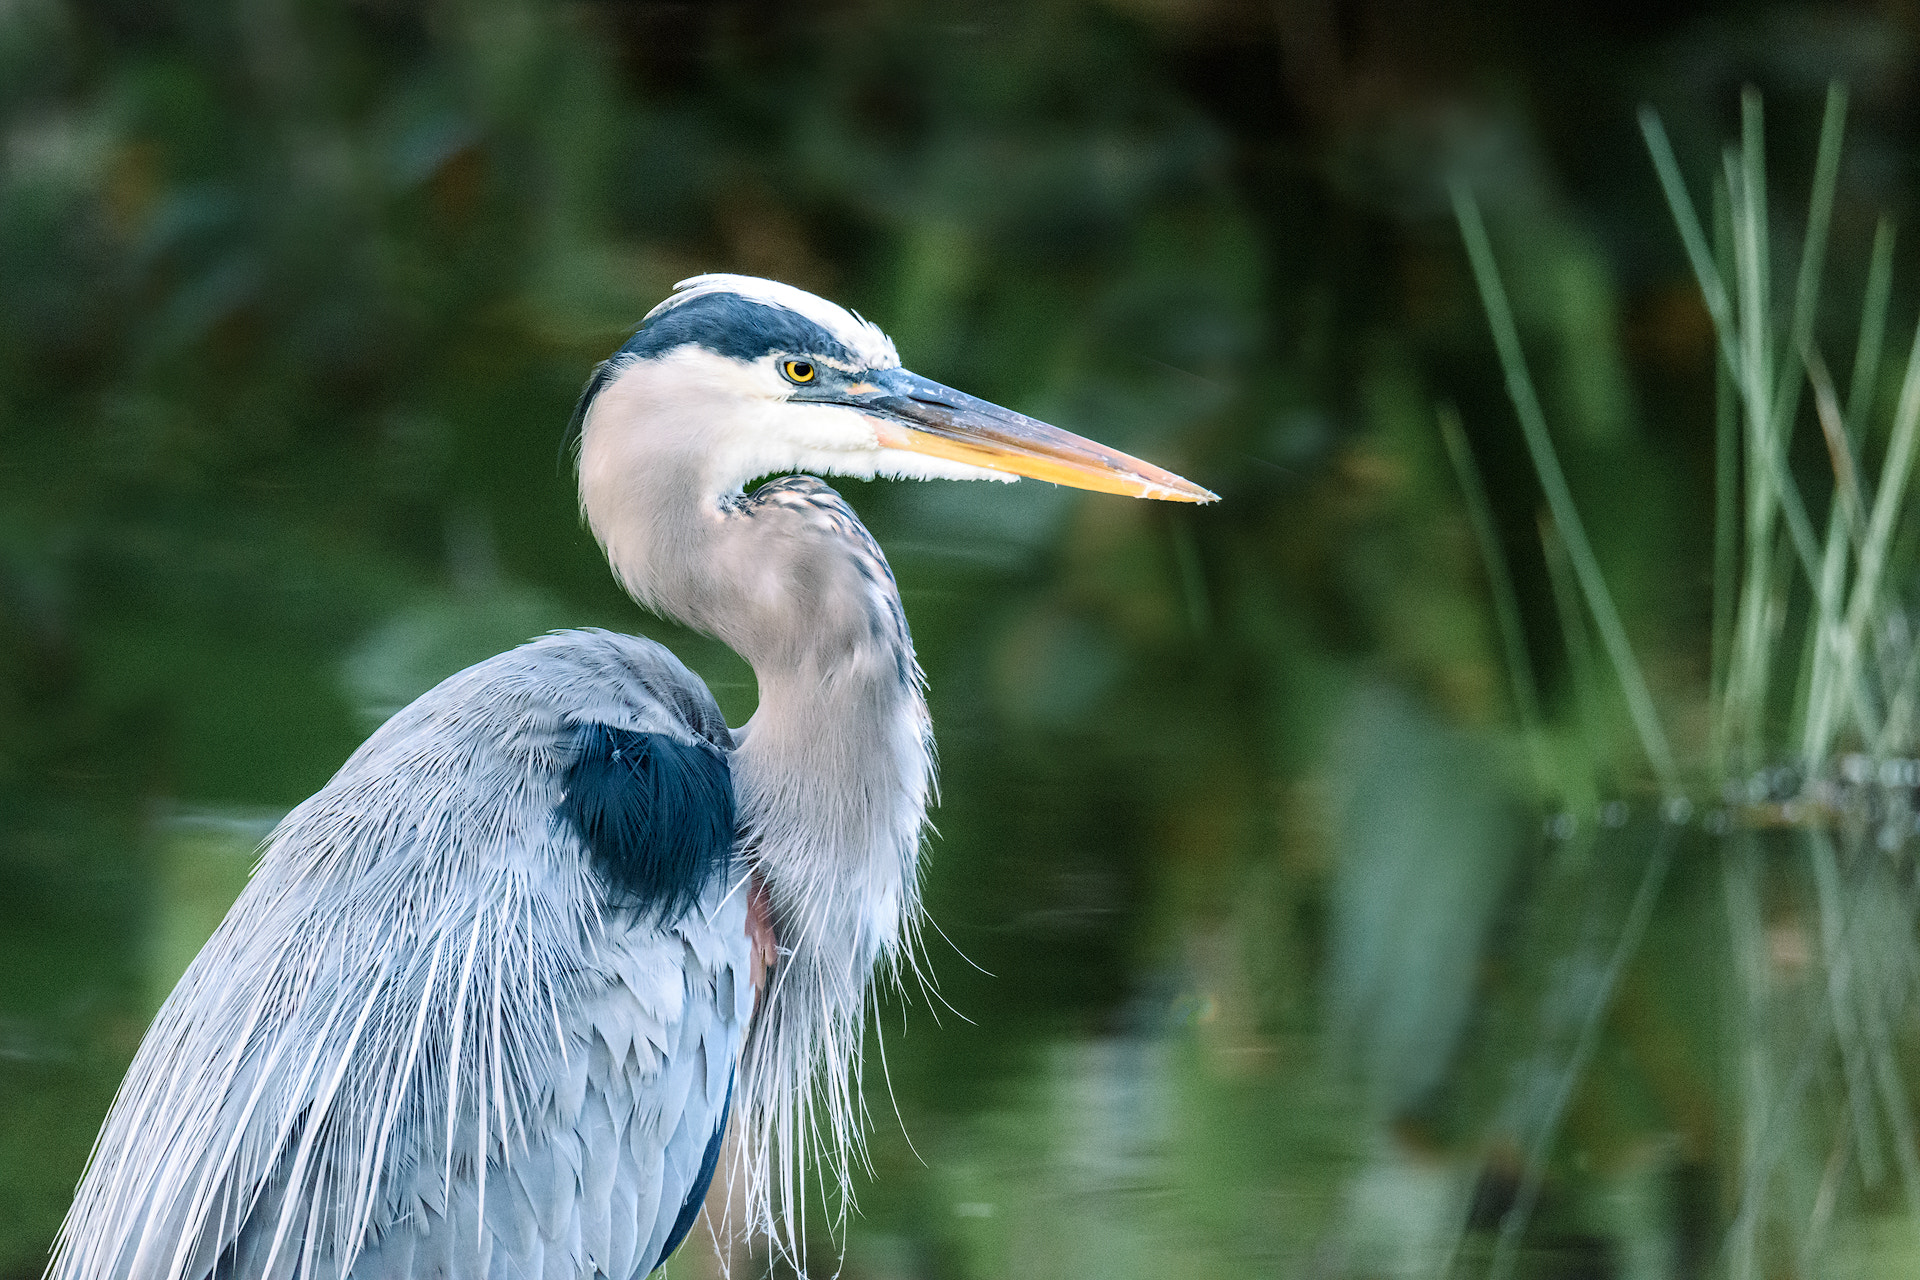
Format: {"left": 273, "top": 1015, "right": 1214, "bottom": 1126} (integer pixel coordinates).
{"left": 484, "top": 1161, "right": 536, "bottom": 1262}
{"left": 509, "top": 1143, "right": 566, "bottom": 1244}
{"left": 638, "top": 1025, "right": 735, "bottom": 1273}
{"left": 363, "top": 1223, "right": 412, "bottom": 1280}
{"left": 54, "top": 631, "right": 750, "bottom": 1280}
{"left": 491, "top": 1231, "right": 541, "bottom": 1280}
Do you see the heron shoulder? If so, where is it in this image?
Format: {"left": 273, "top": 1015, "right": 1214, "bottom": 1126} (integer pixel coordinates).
{"left": 357, "top": 627, "right": 742, "bottom": 915}
{"left": 499, "top": 627, "right": 733, "bottom": 752}
{"left": 559, "top": 721, "right": 735, "bottom": 924}
{"left": 51, "top": 627, "right": 757, "bottom": 1280}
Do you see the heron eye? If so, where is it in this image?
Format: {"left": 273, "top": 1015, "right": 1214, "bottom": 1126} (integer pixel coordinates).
{"left": 782, "top": 359, "right": 816, "bottom": 384}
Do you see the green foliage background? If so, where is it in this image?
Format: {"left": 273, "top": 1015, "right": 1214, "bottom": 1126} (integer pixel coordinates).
{"left": 7, "top": 1, "right": 1920, "bottom": 1276}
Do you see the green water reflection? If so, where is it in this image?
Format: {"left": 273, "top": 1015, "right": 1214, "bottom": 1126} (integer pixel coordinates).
{"left": 10, "top": 2, "right": 1920, "bottom": 1277}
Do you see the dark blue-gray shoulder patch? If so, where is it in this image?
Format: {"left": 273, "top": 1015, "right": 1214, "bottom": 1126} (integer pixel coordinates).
{"left": 566, "top": 292, "right": 861, "bottom": 452}
{"left": 559, "top": 724, "right": 735, "bottom": 920}
{"left": 653, "top": 1075, "right": 732, "bottom": 1273}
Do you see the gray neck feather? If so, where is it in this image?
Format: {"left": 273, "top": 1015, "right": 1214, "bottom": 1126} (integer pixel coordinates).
{"left": 579, "top": 392, "right": 932, "bottom": 1247}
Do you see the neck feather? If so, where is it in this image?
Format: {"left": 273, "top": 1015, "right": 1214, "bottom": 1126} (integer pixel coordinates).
{"left": 580, "top": 402, "right": 932, "bottom": 1249}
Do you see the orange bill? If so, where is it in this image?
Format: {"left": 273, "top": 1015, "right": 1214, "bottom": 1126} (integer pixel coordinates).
{"left": 850, "top": 368, "right": 1217, "bottom": 503}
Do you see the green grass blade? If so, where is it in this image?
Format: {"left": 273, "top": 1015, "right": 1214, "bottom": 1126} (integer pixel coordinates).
{"left": 1807, "top": 346, "right": 1866, "bottom": 550}
{"left": 1846, "top": 218, "right": 1896, "bottom": 444}
{"left": 1726, "top": 153, "right": 1824, "bottom": 766}
{"left": 1809, "top": 311, "right": 1920, "bottom": 762}
{"left": 1438, "top": 403, "right": 1551, "bottom": 792}
{"left": 1743, "top": 89, "right": 1771, "bottom": 320}
{"left": 1824, "top": 219, "right": 1898, "bottom": 756}
{"left": 1710, "top": 178, "right": 1740, "bottom": 776}
{"left": 1728, "top": 143, "right": 1823, "bottom": 583}
{"left": 1452, "top": 180, "right": 1682, "bottom": 797}
{"left": 1540, "top": 516, "right": 1606, "bottom": 804}
{"left": 1640, "top": 107, "right": 1742, "bottom": 380}
{"left": 1800, "top": 346, "right": 1856, "bottom": 760}
{"left": 1842, "top": 315, "right": 1920, "bottom": 688}
{"left": 1724, "top": 148, "right": 1778, "bottom": 765}
{"left": 1760, "top": 86, "right": 1847, "bottom": 756}
{"left": 1736, "top": 95, "right": 1772, "bottom": 476}
{"left": 1768, "top": 82, "right": 1848, "bottom": 436}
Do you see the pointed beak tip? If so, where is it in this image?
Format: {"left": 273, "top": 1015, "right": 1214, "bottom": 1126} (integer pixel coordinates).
{"left": 1129, "top": 470, "right": 1218, "bottom": 505}
{"left": 1159, "top": 478, "right": 1219, "bottom": 504}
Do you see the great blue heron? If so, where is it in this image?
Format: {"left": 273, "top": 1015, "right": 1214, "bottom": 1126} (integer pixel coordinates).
{"left": 53, "top": 274, "right": 1214, "bottom": 1280}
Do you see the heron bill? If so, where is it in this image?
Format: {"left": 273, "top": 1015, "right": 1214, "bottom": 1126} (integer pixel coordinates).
{"left": 854, "top": 368, "right": 1218, "bottom": 503}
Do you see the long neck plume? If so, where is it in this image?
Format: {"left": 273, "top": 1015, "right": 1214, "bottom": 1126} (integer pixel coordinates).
{"left": 731, "top": 572, "right": 930, "bottom": 1251}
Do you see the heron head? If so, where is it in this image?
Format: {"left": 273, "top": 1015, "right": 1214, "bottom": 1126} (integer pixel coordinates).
{"left": 572, "top": 274, "right": 1216, "bottom": 503}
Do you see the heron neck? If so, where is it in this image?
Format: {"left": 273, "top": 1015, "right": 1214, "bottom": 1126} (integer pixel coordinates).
{"left": 579, "top": 403, "right": 931, "bottom": 960}
{"left": 709, "top": 504, "right": 930, "bottom": 1244}
{"left": 607, "top": 481, "right": 928, "bottom": 948}
{"left": 729, "top": 555, "right": 930, "bottom": 978}
{"left": 583, "top": 422, "right": 930, "bottom": 1224}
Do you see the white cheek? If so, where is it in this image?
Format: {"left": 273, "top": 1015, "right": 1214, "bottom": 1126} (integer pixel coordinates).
{"left": 775, "top": 402, "right": 883, "bottom": 453}
{"left": 701, "top": 400, "right": 882, "bottom": 490}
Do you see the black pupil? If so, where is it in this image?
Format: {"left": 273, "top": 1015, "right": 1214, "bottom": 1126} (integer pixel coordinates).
{"left": 791, "top": 362, "right": 812, "bottom": 380}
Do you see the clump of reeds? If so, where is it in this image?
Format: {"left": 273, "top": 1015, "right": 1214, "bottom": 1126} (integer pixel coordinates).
{"left": 1449, "top": 84, "right": 1920, "bottom": 1276}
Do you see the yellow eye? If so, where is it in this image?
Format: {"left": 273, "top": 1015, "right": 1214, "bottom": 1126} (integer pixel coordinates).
{"left": 782, "top": 359, "right": 816, "bottom": 384}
